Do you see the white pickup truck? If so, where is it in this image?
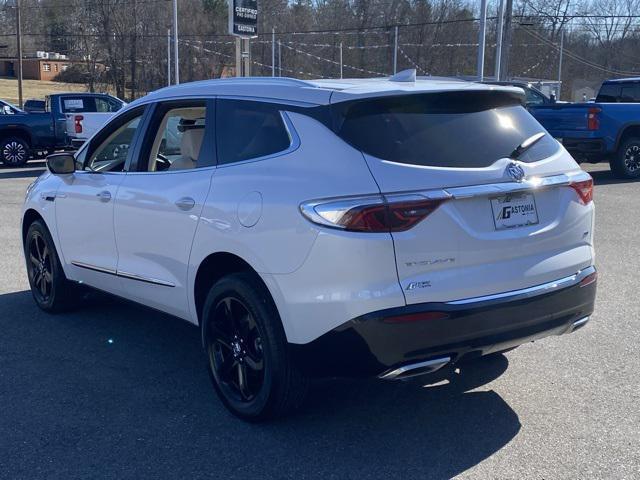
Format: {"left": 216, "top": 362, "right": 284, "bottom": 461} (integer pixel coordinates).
{"left": 57, "top": 93, "right": 126, "bottom": 148}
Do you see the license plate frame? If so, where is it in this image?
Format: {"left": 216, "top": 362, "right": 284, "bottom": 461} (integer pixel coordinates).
{"left": 490, "top": 192, "right": 539, "bottom": 231}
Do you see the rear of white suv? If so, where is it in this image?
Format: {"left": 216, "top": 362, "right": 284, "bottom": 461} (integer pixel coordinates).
{"left": 289, "top": 87, "right": 595, "bottom": 382}
{"left": 24, "top": 77, "right": 596, "bottom": 422}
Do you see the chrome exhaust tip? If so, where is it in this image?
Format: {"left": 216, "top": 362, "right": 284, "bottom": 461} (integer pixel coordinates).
{"left": 379, "top": 356, "right": 451, "bottom": 381}
{"left": 567, "top": 316, "right": 590, "bottom": 334}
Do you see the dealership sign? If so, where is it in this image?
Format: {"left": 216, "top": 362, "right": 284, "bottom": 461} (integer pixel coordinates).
{"left": 228, "top": 0, "right": 258, "bottom": 37}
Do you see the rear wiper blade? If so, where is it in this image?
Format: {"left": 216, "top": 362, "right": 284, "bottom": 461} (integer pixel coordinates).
{"left": 510, "top": 132, "right": 547, "bottom": 160}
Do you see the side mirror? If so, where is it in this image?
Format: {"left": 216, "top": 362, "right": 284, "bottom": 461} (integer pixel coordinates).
{"left": 47, "top": 153, "right": 76, "bottom": 175}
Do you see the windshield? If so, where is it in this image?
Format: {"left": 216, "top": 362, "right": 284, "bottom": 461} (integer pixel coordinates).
{"left": 332, "top": 91, "right": 560, "bottom": 168}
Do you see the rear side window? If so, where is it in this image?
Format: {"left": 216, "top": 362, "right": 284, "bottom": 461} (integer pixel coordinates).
{"left": 596, "top": 83, "right": 622, "bottom": 102}
{"left": 216, "top": 99, "right": 291, "bottom": 165}
{"left": 332, "top": 91, "right": 559, "bottom": 168}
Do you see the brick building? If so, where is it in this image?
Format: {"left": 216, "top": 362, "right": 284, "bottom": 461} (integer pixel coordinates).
{"left": 0, "top": 56, "right": 79, "bottom": 81}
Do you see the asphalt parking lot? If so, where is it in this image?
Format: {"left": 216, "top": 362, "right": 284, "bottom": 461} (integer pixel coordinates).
{"left": 0, "top": 161, "right": 638, "bottom": 479}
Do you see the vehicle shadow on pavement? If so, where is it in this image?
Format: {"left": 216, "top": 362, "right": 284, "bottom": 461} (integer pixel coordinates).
{"left": 0, "top": 290, "right": 520, "bottom": 480}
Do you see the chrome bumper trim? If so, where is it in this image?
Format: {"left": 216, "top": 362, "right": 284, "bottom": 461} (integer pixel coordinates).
{"left": 443, "top": 170, "right": 591, "bottom": 199}
{"left": 446, "top": 266, "right": 596, "bottom": 306}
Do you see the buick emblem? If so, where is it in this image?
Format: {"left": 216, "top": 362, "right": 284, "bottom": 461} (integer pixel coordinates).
{"left": 506, "top": 162, "right": 526, "bottom": 182}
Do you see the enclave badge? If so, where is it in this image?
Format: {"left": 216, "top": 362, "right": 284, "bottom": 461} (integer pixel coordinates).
{"left": 506, "top": 162, "right": 526, "bottom": 182}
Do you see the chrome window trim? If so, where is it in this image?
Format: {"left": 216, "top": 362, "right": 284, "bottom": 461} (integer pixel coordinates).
{"left": 446, "top": 266, "right": 596, "bottom": 306}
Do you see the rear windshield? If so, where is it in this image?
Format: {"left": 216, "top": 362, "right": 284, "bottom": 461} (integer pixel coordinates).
{"left": 332, "top": 91, "right": 559, "bottom": 167}
{"left": 596, "top": 83, "right": 621, "bottom": 102}
{"left": 60, "top": 96, "right": 122, "bottom": 113}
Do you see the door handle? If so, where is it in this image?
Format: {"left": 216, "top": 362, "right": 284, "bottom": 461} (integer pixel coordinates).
{"left": 96, "top": 190, "right": 111, "bottom": 202}
{"left": 175, "top": 197, "right": 196, "bottom": 211}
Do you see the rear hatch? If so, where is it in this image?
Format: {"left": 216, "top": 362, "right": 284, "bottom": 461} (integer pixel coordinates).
{"left": 331, "top": 89, "right": 594, "bottom": 304}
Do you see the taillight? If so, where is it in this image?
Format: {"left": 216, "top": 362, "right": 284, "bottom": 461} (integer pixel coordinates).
{"left": 74, "top": 115, "right": 84, "bottom": 133}
{"left": 300, "top": 193, "right": 449, "bottom": 233}
{"left": 569, "top": 177, "right": 594, "bottom": 204}
{"left": 587, "top": 107, "right": 600, "bottom": 131}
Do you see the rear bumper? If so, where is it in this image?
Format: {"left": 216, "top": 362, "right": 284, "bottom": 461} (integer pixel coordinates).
{"left": 292, "top": 266, "right": 597, "bottom": 378}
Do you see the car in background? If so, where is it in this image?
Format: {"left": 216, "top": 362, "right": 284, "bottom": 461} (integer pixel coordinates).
{"left": 529, "top": 77, "right": 640, "bottom": 179}
{"left": 22, "top": 76, "right": 596, "bottom": 420}
{"left": 0, "top": 92, "right": 125, "bottom": 167}
{"left": 0, "top": 99, "right": 23, "bottom": 115}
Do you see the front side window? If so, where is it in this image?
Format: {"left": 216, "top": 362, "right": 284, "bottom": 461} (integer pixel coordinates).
{"left": 332, "top": 91, "right": 560, "bottom": 168}
{"left": 85, "top": 113, "right": 143, "bottom": 172}
{"left": 216, "top": 99, "right": 291, "bottom": 165}
{"left": 144, "top": 104, "right": 207, "bottom": 172}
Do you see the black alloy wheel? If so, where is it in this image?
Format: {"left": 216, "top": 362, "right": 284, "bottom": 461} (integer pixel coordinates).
{"left": 24, "top": 220, "right": 78, "bottom": 312}
{"left": 612, "top": 137, "right": 640, "bottom": 179}
{"left": 207, "top": 296, "right": 265, "bottom": 402}
{"left": 27, "top": 230, "right": 53, "bottom": 303}
{"left": 623, "top": 144, "right": 640, "bottom": 174}
{"left": 201, "top": 272, "right": 308, "bottom": 421}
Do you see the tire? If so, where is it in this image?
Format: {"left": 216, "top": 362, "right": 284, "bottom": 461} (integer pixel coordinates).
{"left": 611, "top": 137, "right": 640, "bottom": 179}
{"left": 0, "top": 136, "right": 30, "bottom": 167}
{"left": 24, "top": 219, "right": 78, "bottom": 313}
{"left": 201, "top": 271, "right": 308, "bottom": 422}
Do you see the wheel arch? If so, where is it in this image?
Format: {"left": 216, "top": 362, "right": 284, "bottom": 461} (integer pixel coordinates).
{"left": 22, "top": 208, "right": 45, "bottom": 245}
{"left": 193, "top": 252, "right": 279, "bottom": 329}
{"left": 615, "top": 123, "right": 640, "bottom": 151}
{"left": 0, "top": 127, "right": 33, "bottom": 147}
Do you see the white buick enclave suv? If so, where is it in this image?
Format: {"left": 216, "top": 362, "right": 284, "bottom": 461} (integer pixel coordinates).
{"left": 22, "top": 74, "right": 597, "bottom": 421}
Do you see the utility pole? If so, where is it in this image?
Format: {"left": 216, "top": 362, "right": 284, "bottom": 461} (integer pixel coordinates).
{"left": 477, "top": 0, "right": 487, "bottom": 81}
{"left": 500, "top": 0, "right": 513, "bottom": 80}
{"left": 15, "top": 0, "right": 23, "bottom": 108}
{"left": 557, "top": 29, "right": 564, "bottom": 100}
{"left": 339, "top": 42, "right": 343, "bottom": 79}
{"left": 494, "top": 0, "right": 505, "bottom": 81}
{"left": 393, "top": 25, "right": 398, "bottom": 74}
{"left": 167, "top": 29, "right": 171, "bottom": 86}
{"left": 271, "top": 28, "right": 275, "bottom": 76}
{"left": 278, "top": 40, "right": 281, "bottom": 77}
{"left": 172, "top": 0, "right": 179, "bottom": 84}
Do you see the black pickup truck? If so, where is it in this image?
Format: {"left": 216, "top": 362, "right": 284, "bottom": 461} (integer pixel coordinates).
{"left": 0, "top": 92, "right": 124, "bottom": 167}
